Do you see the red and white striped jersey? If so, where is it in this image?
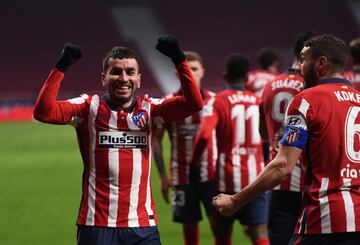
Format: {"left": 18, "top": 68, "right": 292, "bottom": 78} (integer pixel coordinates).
{"left": 193, "top": 86, "right": 264, "bottom": 193}
{"left": 344, "top": 68, "right": 360, "bottom": 91}
{"left": 165, "top": 90, "right": 217, "bottom": 185}
{"left": 261, "top": 69, "right": 305, "bottom": 191}
{"left": 246, "top": 69, "right": 278, "bottom": 97}
{"left": 284, "top": 78, "right": 360, "bottom": 234}
{"left": 33, "top": 61, "right": 203, "bottom": 228}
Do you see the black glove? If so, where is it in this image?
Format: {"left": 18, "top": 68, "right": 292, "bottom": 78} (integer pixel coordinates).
{"left": 55, "top": 42, "right": 82, "bottom": 72}
{"left": 156, "top": 34, "right": 186, "bottom": 65}
{"left": 189, "top": 165, "right": 201, "bottom": 185}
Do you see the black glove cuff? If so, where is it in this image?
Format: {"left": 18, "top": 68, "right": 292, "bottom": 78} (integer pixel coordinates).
{"left": 171, "top": 51, "right": 186, "bottom": 66}
{"left": 55, "top": 62, "right": 69, "bottom": 72}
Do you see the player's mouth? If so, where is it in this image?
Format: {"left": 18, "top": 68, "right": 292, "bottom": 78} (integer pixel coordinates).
{"left": 113, "top": 84, "right": 132, "bottom": 93}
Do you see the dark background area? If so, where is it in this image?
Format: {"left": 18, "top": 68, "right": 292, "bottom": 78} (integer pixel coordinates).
{"left": 1, "top": 0, "right": 358, "bottom": 102}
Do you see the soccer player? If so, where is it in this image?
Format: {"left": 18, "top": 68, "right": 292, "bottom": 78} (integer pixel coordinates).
{"left": 213, "top": 34, "right": 360, "bottom": 244}
{"left": 191, "top": 54, "right": 269, "bottom": 245}
{"left": 33, "top": 35, "right": 204, "bottom": 245}
{"left": 344, "top": 37, "right": 360, "bottom": 90}
{"left": 260, "top": 31, "right": 318, "bottom": 245}
{"left": 153, "top": 51, "right": 217, "bottom": 245}
{"left": 246, "top": 48, "right": 280, "bottom": 97}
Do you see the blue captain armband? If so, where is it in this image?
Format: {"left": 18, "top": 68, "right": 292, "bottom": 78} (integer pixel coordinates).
{"left": 280, "top": 126, "right": 308, "bottom": 150}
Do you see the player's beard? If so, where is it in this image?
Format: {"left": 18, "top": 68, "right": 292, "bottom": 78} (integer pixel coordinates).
{"left": 303, "top": 62, "right": 318, "bottom": 89}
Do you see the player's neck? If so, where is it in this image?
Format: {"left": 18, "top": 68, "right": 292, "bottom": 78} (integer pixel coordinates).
{"left": 321, "top": 72, "right": 344, "bottom": 80}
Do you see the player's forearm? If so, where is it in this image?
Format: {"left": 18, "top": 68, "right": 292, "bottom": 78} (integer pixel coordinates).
{"left": 33, "top": 69, "right": 65, "bottom": 123}
{"left": 233, "top": 157, "right": 290, "bottom": 209}
{"left": 176, "top": 61, "right": 203, "bottom": 112}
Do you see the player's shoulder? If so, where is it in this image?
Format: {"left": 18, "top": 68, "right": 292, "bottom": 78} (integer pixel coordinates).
{"left": 140, "top": 95, "right": 165, "bottom": 106}
{"left": 67, "top": 93, "right": 93, "bottom": 104}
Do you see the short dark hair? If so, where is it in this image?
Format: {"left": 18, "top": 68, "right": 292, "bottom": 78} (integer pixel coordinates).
{"left": 224, "top": 53, "right": 250, "bottom": 82}
{"left": 184, "top": 51, "right": 203, "bottom": 66}
{"left": 257, "top": 48, "right": 279, "bottom": 69}
{"left": 103, "top": 46, "right": 140, "bottom": 72}
{"left": 293, "top": 31, "right": 320, "bottom": 59}
{"left": 349, "top": 37, "right": 360, "bottom": 64}
{"left": 305, "top": 34, "right": 349, "bottom": 72}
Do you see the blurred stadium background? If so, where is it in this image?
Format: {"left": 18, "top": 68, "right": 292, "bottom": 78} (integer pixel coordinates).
{"left": 0, "top": 0, "right": 359, "bottom": 244}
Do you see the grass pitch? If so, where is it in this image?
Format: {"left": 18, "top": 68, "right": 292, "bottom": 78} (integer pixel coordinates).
{"left": 0, "top": 122, "right": 250, "bottom": 245}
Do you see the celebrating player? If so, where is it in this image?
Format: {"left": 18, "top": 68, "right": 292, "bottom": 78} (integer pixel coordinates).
{"left": 153, "top": 51, "right": 217, "bottom": 245}
{"left": 260, "top": 31, "right": 318, "bottom": 245}
{"left": 33, "top": 35, "right": 203, "bottom": 245}
{"left": 191, "top": 54, "right": 269, "bottom": 245}
{"left": 213, "top": 34, "right": 360, "bottom": 244}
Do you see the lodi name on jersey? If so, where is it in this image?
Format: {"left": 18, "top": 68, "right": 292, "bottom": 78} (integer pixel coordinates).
{"left": 99, "top": 131, "right": 148, "bottom": 148}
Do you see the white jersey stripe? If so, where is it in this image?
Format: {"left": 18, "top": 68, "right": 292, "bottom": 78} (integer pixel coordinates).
{"left": 219, "top": 153, "right": 226, "bottom": 192}
{"left": 200, "top": 149, "right": 209, "bottom": 182}
{"left": 107, "top": 110, "right": 119, "bottom": 227}
{"left": 247, "top": 154, "right": 257, "bottom": 184}
{"left": 298, "top": 98, "right": 310, "bottom": 118}
{"left": 146, "top": 129, "right": 156, "bottom": 226}
{"left": 341, "top": 178, "right": 355, "bottom": 232}
{"left": 86, "top": 95, "right": 100, "bottom": 225}
{"left": 172, "top": 123, "right": 179, "bottom": 185}
{"left": 319, "top": 178, "right": 331, "bottom": 233}
{"left": 128, "top": 148, "right": 141, "bottom": 227}
{"left": 290, "top": 165, "right": 301, "bottom": 192}
{"left": 127, "top": 113, "right": 141, "bottom": 227}
{"left": 232, "top": 154, "right": 241, "bottom": 192}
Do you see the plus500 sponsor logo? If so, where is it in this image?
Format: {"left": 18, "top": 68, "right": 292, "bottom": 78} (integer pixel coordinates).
{"left": 99, "top": 131, "right": 147, "bottom": 148}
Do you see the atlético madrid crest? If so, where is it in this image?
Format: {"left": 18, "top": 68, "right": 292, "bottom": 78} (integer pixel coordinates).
{"left": 132, "top": 111, "right": 149, "bottom": 129}
{"left": 286, "top": 128, "right": 299, "bottom": 144}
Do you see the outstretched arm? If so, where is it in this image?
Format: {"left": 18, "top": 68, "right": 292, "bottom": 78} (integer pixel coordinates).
{"left": 213, "top": 144, "right": 302, "bottom": 216}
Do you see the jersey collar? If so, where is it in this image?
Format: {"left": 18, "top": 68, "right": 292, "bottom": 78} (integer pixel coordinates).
{"left": 103, "top": 95, "right": 138, "bottom": 112}
{"left": 318, "top": 77, "right": 352, "bottom": 86}
{"left": 226, "top": 85, "right": 246, "bottom": 91}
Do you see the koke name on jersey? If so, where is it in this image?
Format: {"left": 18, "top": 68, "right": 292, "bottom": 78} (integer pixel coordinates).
{"left": 334, "top": 90, "right": 360, "bottom": 103}
{"left": 99, "top": 131, "right": 147, "bottom": 148}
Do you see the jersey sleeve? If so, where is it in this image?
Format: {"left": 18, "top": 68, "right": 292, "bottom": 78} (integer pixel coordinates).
{"left": 280, "top": 94, "right": 312, "bottom": 150}
{"left": 150, "top": 60, "right": 203, "bottom": 121}
{"left": 33, "top": 69, "right": 89, "bottom": 126}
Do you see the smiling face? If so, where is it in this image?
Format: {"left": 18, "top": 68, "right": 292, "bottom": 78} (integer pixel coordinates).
{"left": 101, "top": 57, "right": 141, "bottom": 107}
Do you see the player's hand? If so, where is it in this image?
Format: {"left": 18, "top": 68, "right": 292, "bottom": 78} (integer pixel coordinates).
{"left": 189, "top": 164, "right": 200, "bottom": 186}
{"left": 156, "top": 34, "right": 185, "bottom": 65}
{"left": 55, "top": 42, "right": 82, "bottom": 72}
{"left": 212, "top": 193, "right": 237, "bottom": 217}
{"left": 160, "top": 175, "right": 173, "bottom": 204}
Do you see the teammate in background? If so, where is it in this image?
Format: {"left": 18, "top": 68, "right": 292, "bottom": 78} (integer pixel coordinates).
{"left": 213, "top": 34, "right": 360, "bottom": 244}
{"left": 33, "top": 35, "right": 203, "bottom": 245}
{"left": 246, "top": 48, "right": 280, "bottom": 97}
{"left": 153, "top": 51, "right": 217, "bottom": 245}
{"left": 191, "top": 54, "right": 269, "bottom": 245}
{"left": 344, "top": 37, "right": 360, "bottom": 90}
{"left": 260, "top": 31, "right": 319, "bottom": 245}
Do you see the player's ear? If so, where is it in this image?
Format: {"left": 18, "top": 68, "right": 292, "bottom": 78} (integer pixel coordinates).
{"left": 317, "top": 56, "right": 328, "bottom": 69}
{"left": 136, "top": 73, "right": 141, "bottom": 89}
{"left": 101, "top": 72, "right": 106, "bottom": 87}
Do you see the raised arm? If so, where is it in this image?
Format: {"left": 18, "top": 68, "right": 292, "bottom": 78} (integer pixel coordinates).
{"left": 33, "top": 43, "right": 84, "bottom": 124}
{"left": 152, "top": 35, "right": 203, "bottom": 121}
